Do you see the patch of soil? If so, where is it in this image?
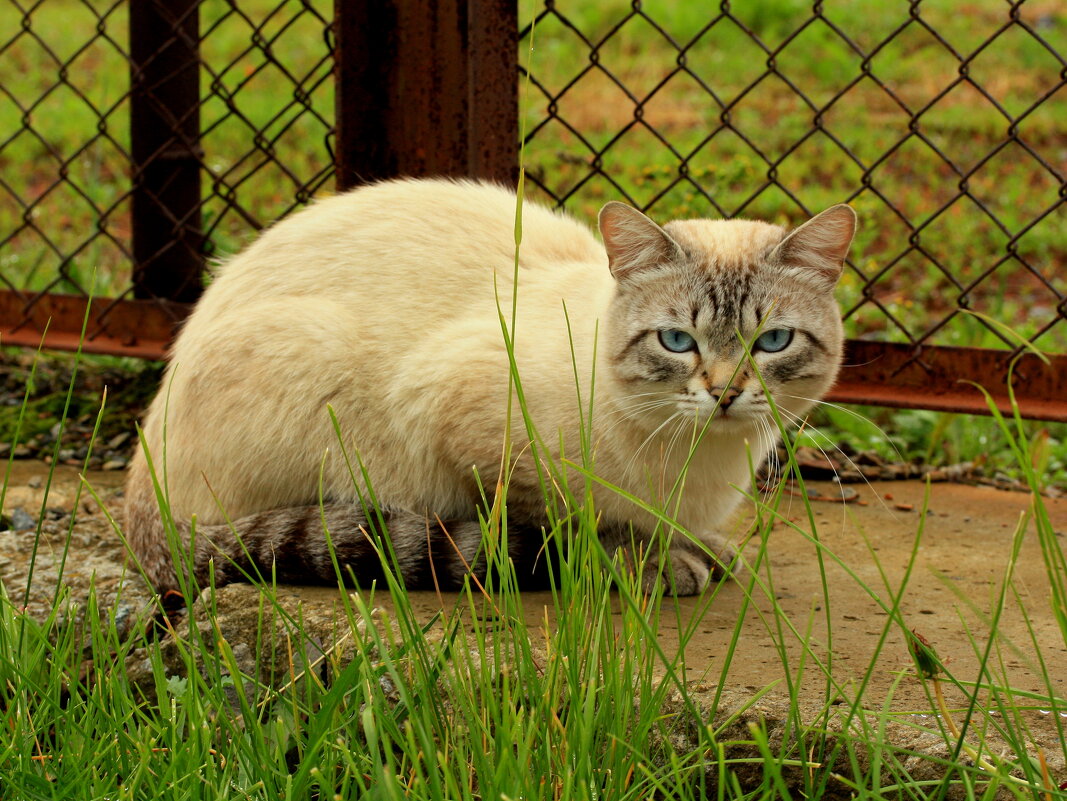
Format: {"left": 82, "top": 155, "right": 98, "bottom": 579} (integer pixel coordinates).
{"left": 0, "top": 461, "right": 152, "bottom": 637}
{"left": 0, "top": 348, "right": 162, "bottom": 471}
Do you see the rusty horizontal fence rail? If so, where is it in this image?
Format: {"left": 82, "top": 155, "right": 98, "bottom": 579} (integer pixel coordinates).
{"left": 5, "top": 290, "right": 1066, "bottom": 423}
{"left": 1, "top": 1, "right": 1065, "bottom": 420}
{"left": 834, "top": 341, "right": 1067, "bottom": 422}
{"left": 0, "top": 290, "right": 185, "bottom": 359}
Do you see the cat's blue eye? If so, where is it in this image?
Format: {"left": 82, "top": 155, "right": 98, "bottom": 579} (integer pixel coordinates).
{"left": 754, "top": 328, "right": 794, "bottom": 353}
{"left": 658, "top": 329, "right": 697, "bottom": 353}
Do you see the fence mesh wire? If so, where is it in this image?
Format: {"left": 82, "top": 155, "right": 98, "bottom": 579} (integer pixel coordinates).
{"left": 0, "top": 0, "right": 333, "bottom": 308}
{"left": 519, "top": 2, "right": 1067, "bottom": 356}
{"left": 1, "top": 1, "right": 1065, "bottom": 364}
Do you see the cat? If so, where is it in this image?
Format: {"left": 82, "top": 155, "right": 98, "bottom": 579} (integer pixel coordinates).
{"left": 124, "top": 178, "right": 855, "bottom": 596}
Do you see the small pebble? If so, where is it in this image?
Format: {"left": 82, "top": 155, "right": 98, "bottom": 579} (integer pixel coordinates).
{"left": 894, "top": 503, "right": 914, "bottom": 512}
{"left": 107, "top": 431, "right": 131, "bottom": 449}
{"left": 8, "top": 508, "right": 36, "bottom": 531}
{"left": 27, "top": 476, "right": 42, "bottom": 489}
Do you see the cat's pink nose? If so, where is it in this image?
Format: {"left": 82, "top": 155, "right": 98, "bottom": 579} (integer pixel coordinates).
{"left": 712, "top": 386, "right": 742, "bottom": 409}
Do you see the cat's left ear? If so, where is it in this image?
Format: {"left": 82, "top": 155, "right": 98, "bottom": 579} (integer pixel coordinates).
{"left": 599, "top": 202, "right": 684, "bottom": 283}
{"left": 772, "top": 204, "right": 857, "bottom": 287}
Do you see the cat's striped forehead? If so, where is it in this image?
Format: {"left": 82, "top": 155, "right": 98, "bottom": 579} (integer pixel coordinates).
{"left": 661, "top": 222, "right": 786, "bottom": 334}
{"left": 692, "top": 270, "right": 764, "bottom": 334}
{"left": 663, "top": 218, "right": 786, "bottom": 274}
{"left": 620, "top": 233, "right": 833, "bottom": 358}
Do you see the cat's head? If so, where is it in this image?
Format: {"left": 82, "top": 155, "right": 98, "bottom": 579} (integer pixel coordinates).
{"left": 599, "top": 201, "right": 856, "bottom": 432}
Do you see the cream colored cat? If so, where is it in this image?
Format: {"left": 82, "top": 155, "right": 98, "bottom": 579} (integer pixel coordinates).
{"left": 125, "top": 178, "right": 855, "bottom": 595}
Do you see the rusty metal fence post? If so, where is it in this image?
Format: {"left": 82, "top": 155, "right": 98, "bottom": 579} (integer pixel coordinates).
{"left": 129, "top": 0, "right": 205, "bottom": 303}
{"left": 334, "top": 0, "right": 517, "bottom": 189}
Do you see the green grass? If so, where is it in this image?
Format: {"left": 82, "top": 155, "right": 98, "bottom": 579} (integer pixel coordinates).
{"left": 798, "top": 403, "right": 1067, "bottom": 489}
{"left": 0, "top": 3, "right": 1062, "bottom": 797}
{"left": 1, "top": 326, "right": 1066, "bottom": 798}
{"left": 0, "top": 347, "right": 161, "bottom": 462}
{"left": 1, "top": 179, "right": 1065, "bottom": 796}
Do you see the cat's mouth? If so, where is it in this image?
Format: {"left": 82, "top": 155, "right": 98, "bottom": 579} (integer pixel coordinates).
{"left": 697, "top": 407, "right": 751, "bottom": 425}
{"left": 682, "top": 400, "right": 759, "bottom": 427}
{"left": 681, "top": 391, "right": 758, "bottom": 423}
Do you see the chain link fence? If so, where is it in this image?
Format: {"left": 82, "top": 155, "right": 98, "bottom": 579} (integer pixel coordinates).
{"left": 0, "top": 0, "right": 333, "bottom": 352}
{"left": 1, "top": 1, "right": 1065, "bottom": 415}
{"left": 519, "top": 1, "right": 1066, "bottom": 358}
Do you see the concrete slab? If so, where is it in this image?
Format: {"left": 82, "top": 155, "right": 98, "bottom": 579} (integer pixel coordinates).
{"left": 380, "top": 480, "right": 1066, "bottom": 715}
{"left": 352, "top": 477, "right": 1067, "bottom": 772}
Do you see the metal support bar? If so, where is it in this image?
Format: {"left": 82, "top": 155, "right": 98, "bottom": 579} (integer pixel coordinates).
{"left": 5, "top": 300, "right": 1065, "bottom": 422}
{"left": 333, "top": 0, "right": 518, "bottom": 189}
{"left": 129, "top": 0, "right": 204, "bottom": 302}
{"left": 829, "top": 341, "right": 1067, "bottom": 421}
{"left": 0, "top": 291, "right": 189, "bottom": 360}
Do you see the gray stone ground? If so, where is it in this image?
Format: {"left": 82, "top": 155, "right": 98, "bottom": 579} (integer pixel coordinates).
{"left": 1, "top": 461, "right": 1064, "bottom": 795}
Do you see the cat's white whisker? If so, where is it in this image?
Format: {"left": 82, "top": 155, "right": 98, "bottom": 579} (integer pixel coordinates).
{"left": 781, "top": 393, "right": 908, "bottom": 466}
{"left": 776, "top": 406, "right": 847, "bottom": 493}
{"left": 624, "top": 410, "right": 686, "bottom": 479}
{"left": 775, "top": 406, "right": 896, "bottom": 517}
{"left": 778, "top": 409, "right": 860, "bottom": 530}
{"left": 654, "top": 414, "right": 693, "bottom": 499}
{"left": 754, "top": 417, "right": 782, "bottom": 507}
{"left": 598, "top": 398, "right": 678, "bottom": 439}
{"left": 607, "top": 397, "right": 675, "bottom": 417}
{"left": 605, "top": 390, "right": 675, "bottom": 414}
{"left": 663, "top": 412, "right": 695, "bottom": 468}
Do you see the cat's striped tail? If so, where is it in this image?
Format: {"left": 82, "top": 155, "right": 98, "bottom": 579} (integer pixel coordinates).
{"left": 123, "top": 463, "right": 550, "bottom": 595}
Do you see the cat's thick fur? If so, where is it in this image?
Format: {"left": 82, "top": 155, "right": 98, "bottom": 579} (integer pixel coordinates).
{"left": 125, "top": 178, "right": 855, "bottom": 595}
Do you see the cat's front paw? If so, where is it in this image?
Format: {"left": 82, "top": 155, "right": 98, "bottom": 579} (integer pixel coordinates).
{"left": 652, "top": 536, "right": 740, "bottom": 596}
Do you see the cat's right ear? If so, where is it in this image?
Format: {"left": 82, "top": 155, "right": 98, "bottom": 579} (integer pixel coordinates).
{"left": 599, "top": 202, "right": 684, "bottom": 283}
